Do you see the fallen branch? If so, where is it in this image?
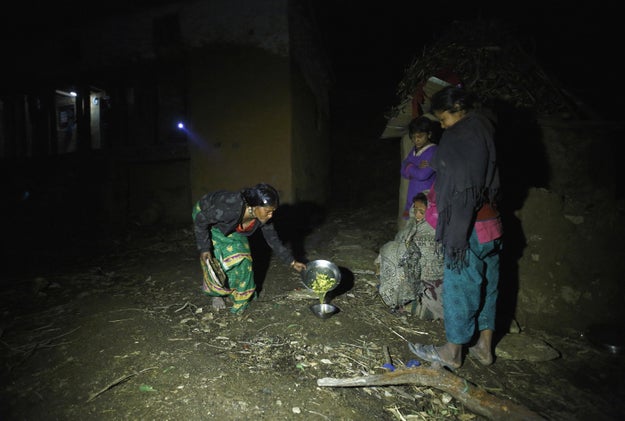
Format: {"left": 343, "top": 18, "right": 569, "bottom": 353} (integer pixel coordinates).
{"left": 86, "top": 366, "right": 157, "bottom": 402}
{"left": 8, "top": 327, "right": 81, "bottom": 371}
{"left": 317, "top": 367, "right": 545, "bottom": 421}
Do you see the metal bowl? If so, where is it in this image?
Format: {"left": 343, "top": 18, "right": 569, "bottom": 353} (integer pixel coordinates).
{"left": 310, "top": 303, "right": 340, "bottom": 319}
{"left": 302, "top": 259, "right": 341, "bottom": 292}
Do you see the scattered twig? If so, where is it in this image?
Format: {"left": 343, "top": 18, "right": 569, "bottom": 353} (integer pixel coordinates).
{"left": 258, "top": 322, "right": 283, "bottom": 332}
{"left": 388, "top": 328, "right": 409, "bottom": 343}
{"left": 43, "top": 326, "right": 80, "bottom": 342}
{"left": 393, "top": 325, "right": 430, "bottom": 335}
{"left": 385, "top": 405, "right": 407, "bottom": 421}
{"left": 335, "top": 351, "right": 371, "bottom": 371}
{"left": 307, "top": 409, "right": 330, "bottom": 420}
{"left": 86, "top": 366, "right": 158, "bottom": 402}
{"left": 175, "top": 302, "right": 197, "bottom": 313}
{"left": 200, "top": 342, "right": 232, "bottom": 350}
{"left": 370, "top": 315, "right": 385, "bottom": 327}
{"left": 175, "top": 302, "right": 190, "bottom": 312}
{"left": 238, "top": 339, "right": 287, "bottom": 348}
{"left": 383, "top": 345, "right": 393, "bottom": 366}
{"left": 110, "top": 308, "right": 154, "bottom": 314}
{"left": 108, "top": 318, "right": 134, "bottom": 323}
{"left": 31, "top": 323, "right": 55, "bottom": 332}
{"left": 8, "top": 327, "right": 80, "bottom": 370}
{"left": 389, "top": 385, "right": 418, "bottom": 401}
{"left": 340, "top": 341, "right": 378, "bottom": 351}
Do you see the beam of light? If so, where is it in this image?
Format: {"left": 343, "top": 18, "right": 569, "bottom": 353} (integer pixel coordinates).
{"left": 55, "top": 90, "right": 76, "bottom": 97}
{"left": 176, "top": 122, "right": 221, "bottom": 155}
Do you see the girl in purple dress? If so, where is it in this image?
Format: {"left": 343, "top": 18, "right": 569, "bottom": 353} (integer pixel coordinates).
{"left": 400, "top": 116, "right": 439, "bottom": 220}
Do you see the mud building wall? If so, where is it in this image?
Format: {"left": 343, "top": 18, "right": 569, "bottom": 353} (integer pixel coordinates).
{"left": 186, "top": 46, "right": 293, "bottom": 203}
{"left": 507, "top": 120, "right": 625, "bottom": 334}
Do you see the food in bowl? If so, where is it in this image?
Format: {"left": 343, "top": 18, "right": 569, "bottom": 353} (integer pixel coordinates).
{"left": 310, "top": 272, "right": 337, "bottom": 293}
{"left": 302, "top": 260, "right": 341, "bottom": 291}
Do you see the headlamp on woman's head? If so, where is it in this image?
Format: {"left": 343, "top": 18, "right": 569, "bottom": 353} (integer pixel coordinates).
{"left": 256, "top": 183, "right": 279, "bottom": 208}
{"left": 242, "top": 183, "right": 280, "bottom": 208}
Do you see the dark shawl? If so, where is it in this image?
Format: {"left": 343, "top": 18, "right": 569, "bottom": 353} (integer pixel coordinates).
{"left": 431, "top": 111, "right": 500, "bottom": 269}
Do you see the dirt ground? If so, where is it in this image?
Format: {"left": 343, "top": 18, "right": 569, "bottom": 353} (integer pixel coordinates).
{"left": 2, "top": 195, "right": 625, "bottom": 421}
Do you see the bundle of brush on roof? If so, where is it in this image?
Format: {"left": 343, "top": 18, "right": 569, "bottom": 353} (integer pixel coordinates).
{"left": 387, "top": 18, "right": 582, "bottom": 121}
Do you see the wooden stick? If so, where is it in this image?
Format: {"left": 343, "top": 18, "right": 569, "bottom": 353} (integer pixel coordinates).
{"left": 317, "top": 368, "right": 546, "bottom": 421}
{"left": 382, "top": 345, "right": 393, "bottom": 368}
{"left": 86, "top": 366, "right": 157, "bottom": 402}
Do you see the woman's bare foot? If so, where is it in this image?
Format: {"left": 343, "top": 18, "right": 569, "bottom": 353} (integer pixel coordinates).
{"left": 469, "top": 330, "right": 494, "bottom": 365}
{"left": 211, "top": 296, "right": 226, "bottom": 310}
{"left": 468, "top": 344, "right": 493, "bottom": 365}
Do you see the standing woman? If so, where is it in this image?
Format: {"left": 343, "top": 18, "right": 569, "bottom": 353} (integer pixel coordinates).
{"left": 400, "top": 116, "right": 439, "bottom": 220}
{"left": 192, "top": 183, "right": 306, "bottom": 314}
{"left": 409, "top": 86, "right": 503, "bottom": 369}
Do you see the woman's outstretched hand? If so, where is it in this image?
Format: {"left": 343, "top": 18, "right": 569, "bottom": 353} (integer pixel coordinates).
{"left": 291, "top": 261, "right": 306, "bottom": 272}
